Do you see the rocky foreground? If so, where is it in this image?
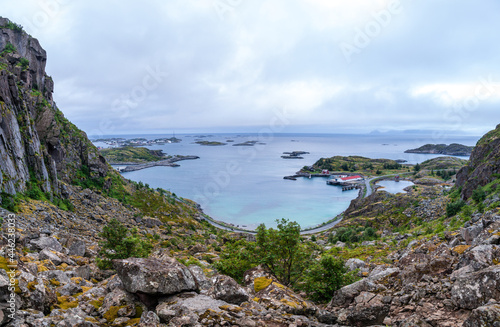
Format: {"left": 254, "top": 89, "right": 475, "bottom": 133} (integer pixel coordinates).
{"left": 1, "top": 191, "right": 499, "bottom": 326}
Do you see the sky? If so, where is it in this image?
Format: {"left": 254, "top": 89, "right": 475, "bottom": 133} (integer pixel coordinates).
{"left": 2, "top": 0, "right": 500, "bottom": 137}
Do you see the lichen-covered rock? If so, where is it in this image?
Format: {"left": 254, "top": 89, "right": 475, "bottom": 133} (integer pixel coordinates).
{"left": 30, "top": 237, "right": 63, "bottom": 252}
{"left": 254, "top": 281, "right": 318, "bottom": 316}
{"left": 98, "top": 287, "right": 137, "bottom": 324}
{"left": 188, "top": 264, "right": 211, "bottom": 292}
{"left": 209, "top": 274, "right": 249, "bottom": 305}
{"left": 346, "top": 292, "right": 390, "bottom": 327}
{"left": 327, "top": 268, "right": 398, "bottom": 308}
{"left": 451, "top": 266, "right": 500, "bottom": 309}
{"left": 113, "top": 257, "right": 198, "bottom": 295}
{"left": 463, "top": 302, "right": 500, "bottom": 327}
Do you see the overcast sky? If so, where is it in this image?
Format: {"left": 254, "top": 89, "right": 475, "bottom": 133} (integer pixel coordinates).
{"left": 3, "top": 0, "right": 500, "bottom": 136}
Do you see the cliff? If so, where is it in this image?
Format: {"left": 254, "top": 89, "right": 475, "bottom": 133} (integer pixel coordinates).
{"left": 456, "top": 124, "right": 500, "bottom": 199}
{"left": 0, "top": 17, "right": 108, "bottom": 199}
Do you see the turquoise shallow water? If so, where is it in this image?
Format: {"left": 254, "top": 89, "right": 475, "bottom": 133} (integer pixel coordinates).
{"left": 100, "top": 133, "right": 477, "bottom": 229}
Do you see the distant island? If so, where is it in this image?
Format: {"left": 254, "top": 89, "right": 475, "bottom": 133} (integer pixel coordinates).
{"left": 195, "top": 140, "right": 227, "bottom": 146}
{"left": 405, "top": 143, "right": 474, "bottom": 156}
{"left": 93, "top": 137, "right": 181, "bottom": 147}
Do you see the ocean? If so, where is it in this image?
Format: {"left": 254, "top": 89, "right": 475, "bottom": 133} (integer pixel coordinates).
{"left": 95, "top": 133, "right": 478, "bottom": 229}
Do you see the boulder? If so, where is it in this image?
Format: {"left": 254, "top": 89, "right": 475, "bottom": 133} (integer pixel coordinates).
{"left": 346, "top": 292, "right": 390, "bottom": 326}
{"left": 328, "top": 268, "right": 398, "bottom": 308}
{"left": 39, "top": 249, "right": 62, "bottom": 266}
{"left": 254, "top": 281, "right": 318, "bottom": 316}
{"left": 68, "top": 239, "right": 86, "bottom": 257}
{"left": 30, "top": 237, "right": 62, "bottom": 252}
{"left": 188, "top": 265, "right": 211, "bottom": 292}
{"left": 463, "top": 302, "right": 500, "bottom": 327}
{"left": 156, "top": 292, "right": 227, "bottom": 322}
{"left": 113, "top": 257, "right": 197, "bottom": 295}
{"left": 139, "top": 311, "right": 161, "bottom": 327}
{"left": 451, "top": 266, "right": 500, "bottom": 309}
{"left": 98, "top": 287, "right": 137, "bottom": 323}
{"left": 209, "top": 274, "right": 249, "bottom": 305}
{"left": 345, "top": 258, "right": 366, "bottom": 272}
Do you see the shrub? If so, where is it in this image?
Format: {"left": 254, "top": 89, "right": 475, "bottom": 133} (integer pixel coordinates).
{"left": 300, "top": 255, "right": 359, "bottom": 303}
{"left": 96, "top": 219, "right": 152, "bottom": 269}
{"left": 446, "top": 200, "right": 466, "bottom": 217}
{"left": 1, "top": 42, "right": 16, "bottom": 55}
{"left": 19, "top": 57, "right": 29, "bottom": 70}
{"left": 472, "top": 187, "right": 486, "bottom": 204}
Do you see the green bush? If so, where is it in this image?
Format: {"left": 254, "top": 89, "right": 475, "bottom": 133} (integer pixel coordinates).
{"left": 446, "top": 200, "right": 466, "bottom": 217}
{"left": 1, "top": 42, "right": 16, "bottom": 55}
{"left": 472, "top": 187, "right": 486, "bottom": 204}
{"left": 2, "top": 21, "right": 23, "bottom": 32}
{"left": 96, "top": 218, "right": 153, "bottom": 269}
{"left": 300, "top": 255, "right": 359, "bottom": 303}
{"left": 0, "top": 192, "right": 21, "bottom": 212}
{"left": 18, "top": 57, "right": 29, "bottom": 70}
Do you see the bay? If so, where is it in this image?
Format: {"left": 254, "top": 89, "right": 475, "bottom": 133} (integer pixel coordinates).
{"left": 98, "top": 133, "right": 478, "bottom": 229}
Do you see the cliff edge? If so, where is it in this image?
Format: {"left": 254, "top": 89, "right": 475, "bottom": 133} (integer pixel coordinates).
{"left": 0, "top": 17, "right": 108, "bottom": 199}
{"left": 456, "top": 124, "right": 500, "bottom": 199}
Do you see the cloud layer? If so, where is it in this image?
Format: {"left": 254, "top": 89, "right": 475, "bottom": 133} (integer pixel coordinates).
{"left": 3, "top": 0, "right": 500, "bottom": 136}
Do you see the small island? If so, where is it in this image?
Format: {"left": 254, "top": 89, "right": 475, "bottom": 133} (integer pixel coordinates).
{"left": 195, "top": 141, "right": 227, "bottom": 146}
{"left": 405, "top": 143, "right": 473, "bottom": 156}
{"left": 233, "top": 140, "right": 258, "bottom": 146}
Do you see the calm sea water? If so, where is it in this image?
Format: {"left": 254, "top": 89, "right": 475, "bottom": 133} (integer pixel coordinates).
{"left": 96, "top": 133, "right": 478, "bottom": 229}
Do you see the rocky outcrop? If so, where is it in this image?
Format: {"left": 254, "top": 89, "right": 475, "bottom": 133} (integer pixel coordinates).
{"left": 0, "top": 17, "right": 108, "bottom": 198}
{"left": 457, "top": 124, "right": 500, "bottom": 199}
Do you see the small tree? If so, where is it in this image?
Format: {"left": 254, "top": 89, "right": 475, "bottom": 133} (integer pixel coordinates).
{"left": 414, "top": 163, "right": 421, "bottom": 172}
{"left": 300, "top": 255, "right": 359, "bottom": 303}
{"left": 97, "top": 218, "right": 152, "bottom": 269}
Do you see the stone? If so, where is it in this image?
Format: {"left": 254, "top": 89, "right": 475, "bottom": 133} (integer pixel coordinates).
{"left": 254, "top": 281, "right": 318, "bottom": 316}
{"left": 451, "top": 266, "right": 500, "bottom": 309}
{"left": 68, "top": 239, "right": 86, "bottom": 257}
{"left": 210, "top": 274, "right": 249, "bottom": 305}
{"left": 463, "top": 302, "right": 500, "bottom": 327}
{"left": 98, "top": 288, "right": 137, "bottom": 323}
{"left": 30, "top": 237, "right": 63, "bottom": 252}
{"left": 188, "top": 265, "right": 211, "bottom": 292}
{"left": 346, "top": 292, "right": 390, "bottom": 326}
{"left": 74, "top": 265, "right": 91, "bottom": 281}
{"left": 139, "top": 311, "right": 161, "bottom": 327}
{"left": 39, "top": 249, "right": 63, "bottom": 266}
{"left": 113, "top": 257, "right": 197, "bottom": 295}
{"left": 345, "top": 258, "right": 366, "bottom": 272}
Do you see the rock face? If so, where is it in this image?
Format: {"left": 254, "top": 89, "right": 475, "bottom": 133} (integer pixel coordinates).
{"left": 113, "top": 257, "right": 198, "bottom": 295}
{"left": 457, "top": 124, "right": 500, "bottom": 199}
{"left": 0, "top": 17, "right": 108, "bottom": 197}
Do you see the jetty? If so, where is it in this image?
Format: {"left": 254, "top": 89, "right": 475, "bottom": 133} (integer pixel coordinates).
{"left": 116, "top": 155, "right": 200, "bottom": 172}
